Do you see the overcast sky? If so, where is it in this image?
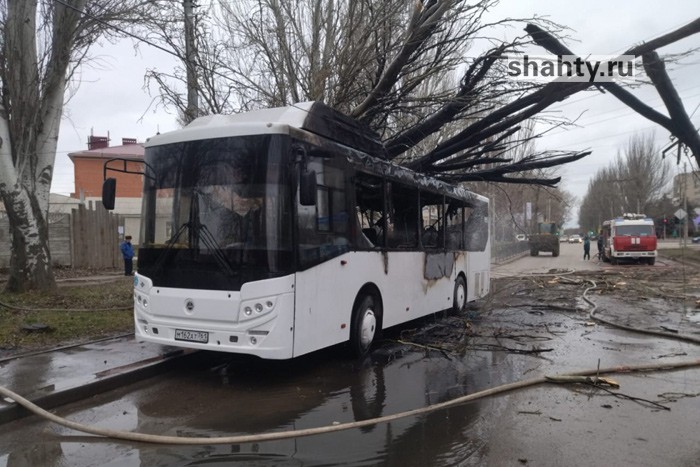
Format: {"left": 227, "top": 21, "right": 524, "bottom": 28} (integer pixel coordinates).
{"left": 52, "top": 0, "right": 700, "bottom": 226}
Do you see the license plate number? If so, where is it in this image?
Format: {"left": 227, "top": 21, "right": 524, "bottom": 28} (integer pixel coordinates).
{"left": 174, "top": 329, "right": 209, "bottom": 343}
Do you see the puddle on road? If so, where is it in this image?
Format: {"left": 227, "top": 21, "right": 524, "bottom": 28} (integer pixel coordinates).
{"left": 1, "top": 283, "right": 698, "bottom": 465}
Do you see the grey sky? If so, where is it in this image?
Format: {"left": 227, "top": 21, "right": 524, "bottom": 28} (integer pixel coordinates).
{"left": 52, "top": 0, "right": 700, "bottom": 225}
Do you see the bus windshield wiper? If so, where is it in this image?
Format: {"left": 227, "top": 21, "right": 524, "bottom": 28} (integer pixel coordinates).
{"left": 152, "top": 221, "right": 236, "bottom": 277}
{"left": 153, "top": 190, "right": 236, "bottom": 277}
{"left": 153, "top": 221, "right": 189, "bottom": 274}
{"left": 192, "top": 221, "right": 235, "bottom": 276}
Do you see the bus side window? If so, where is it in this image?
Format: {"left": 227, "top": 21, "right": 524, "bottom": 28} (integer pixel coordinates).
{"left": 420, "top": 191, "right": 445, "bottom": 249}
{"left": 445, "top": 204, "right": 464, "bottom": 250}
{"left": 387, "top": 184, "right": 418, "bottom": 248}
{"left": 297, "top": 153, "right": 350, "bottom": 267}
{"left": 354, "top": 173, "right": 385, "bottom": 249}
{"left": 465, "top": 208, "right": 488, "bottom": 252}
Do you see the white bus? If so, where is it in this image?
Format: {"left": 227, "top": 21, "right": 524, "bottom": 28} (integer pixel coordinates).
{"left": 103, "top": 102, "right": 491, "bottom": 359}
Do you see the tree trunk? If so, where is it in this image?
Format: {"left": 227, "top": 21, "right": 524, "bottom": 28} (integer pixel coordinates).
{"left": 2, "top": 185, "right": 55, "bottom": 292}
{"left": 0, "top": 0, "right": 76, "bottom": 292}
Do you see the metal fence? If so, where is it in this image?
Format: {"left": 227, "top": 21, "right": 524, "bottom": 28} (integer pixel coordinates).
{"left": 492, "top": 240, "right": 529, "bottom": 264}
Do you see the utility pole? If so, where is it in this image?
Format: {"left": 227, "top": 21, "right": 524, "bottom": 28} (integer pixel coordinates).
{"left": 684, "top": 163, "right": 689, "bottom": 248}
{"left": 184, "top": 0, "right": 199, "bottom": 123}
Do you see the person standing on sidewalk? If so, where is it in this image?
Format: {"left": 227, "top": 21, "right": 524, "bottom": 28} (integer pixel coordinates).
{"left": 583, "top": 235, "right": 591, "bottom": 260}
{"left": 120, "top": 235, "right": 135, "bottom": 276}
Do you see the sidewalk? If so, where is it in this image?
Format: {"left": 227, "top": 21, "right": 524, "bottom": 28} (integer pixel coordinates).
{"left": 0, "top": 336, "right": 192, "bottom": 424}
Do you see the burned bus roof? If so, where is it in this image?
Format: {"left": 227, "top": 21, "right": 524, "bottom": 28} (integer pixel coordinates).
{"left": 344, "top": 147, "right": 489, "bottom": 209}
{"left": 145, "top": 102, "right": 486, "bottom": 209}
{"left": 145, "top": 102, "right": 384, "bottom": 157}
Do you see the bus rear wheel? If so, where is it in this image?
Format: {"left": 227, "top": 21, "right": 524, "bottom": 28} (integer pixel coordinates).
{"left": 453, "top": 276, "right": 467, "bottom": 313}
{"left": 350, "top": 293, "right": 381, "bottom": 357}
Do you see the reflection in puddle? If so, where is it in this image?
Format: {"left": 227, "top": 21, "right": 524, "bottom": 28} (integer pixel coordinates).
{"left": 122, "top": 346, "right": 504, "bottom": 466}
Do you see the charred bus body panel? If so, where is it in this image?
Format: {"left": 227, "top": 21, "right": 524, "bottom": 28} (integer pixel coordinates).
{"left": 108, "top": 102, "right": 491, "bottom": 359}
{"left": 601, "top": 214, "right": 657, "bottom": 265}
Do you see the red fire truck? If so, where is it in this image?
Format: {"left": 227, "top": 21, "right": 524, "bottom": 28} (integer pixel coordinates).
{"left": 601, "top": 213, "right": 657, "bottom": 265}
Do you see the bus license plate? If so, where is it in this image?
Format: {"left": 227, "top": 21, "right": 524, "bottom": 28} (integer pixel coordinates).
{"left": 174, "top": 329, "right": 209, "bottom": 343}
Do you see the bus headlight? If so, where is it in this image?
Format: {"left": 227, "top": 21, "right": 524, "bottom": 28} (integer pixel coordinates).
{"left": 239, "top": 296, "right": 278, "bottom": 321}
{"left": 135, "top": 293, "right": 149, "bottom": 309}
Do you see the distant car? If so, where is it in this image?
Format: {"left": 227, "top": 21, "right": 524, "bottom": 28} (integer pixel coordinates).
{"left": 560, "top": 235, "right": 569, "bottom": 243}
{"left": 516, "top": 234, "right": 527, "bottom": 242}
{"left": 568, "top": 234, "right": 582, "bottom": 243}
{"left": 692, "top": 236, "right": 700, "bottom": 244}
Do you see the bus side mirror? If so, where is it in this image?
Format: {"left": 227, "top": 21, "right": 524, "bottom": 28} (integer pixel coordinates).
{"left": 299, "top": 169, "right": 317, "bottom": 206}
{"left": 102, "top": 178, "right": 116, "bottom": 210}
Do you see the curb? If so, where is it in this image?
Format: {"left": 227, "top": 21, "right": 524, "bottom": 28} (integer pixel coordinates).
{"left": 0, "top": 349, "right": 199, "bottom": 425}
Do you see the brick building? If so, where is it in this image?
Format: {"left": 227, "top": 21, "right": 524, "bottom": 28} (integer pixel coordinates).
{"left": 68, "top": 135, "right": 145, "bottom": 242}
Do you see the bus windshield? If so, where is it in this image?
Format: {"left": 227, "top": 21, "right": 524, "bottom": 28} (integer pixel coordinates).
{"left": 138, "top": 135, "right": 293, "bottom": 290}
{"left": 614, "top": 224, "right": 654, "bottom": 236}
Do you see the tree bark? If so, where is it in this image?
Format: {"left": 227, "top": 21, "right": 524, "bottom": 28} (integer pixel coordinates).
{"left": 2, "top": 184, "right": 56, "bottom": 292}
{"left": 0, "top": 0, "right": 82, "bottom": 292}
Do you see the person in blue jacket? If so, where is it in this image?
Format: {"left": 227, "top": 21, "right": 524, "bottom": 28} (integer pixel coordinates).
{"left": 120, "top": 235, "right": 135, "bottom": 276}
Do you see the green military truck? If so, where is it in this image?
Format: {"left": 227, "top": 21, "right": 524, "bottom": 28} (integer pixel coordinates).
{"left": 528, "top": 222, "right": 560, "bottom": 257}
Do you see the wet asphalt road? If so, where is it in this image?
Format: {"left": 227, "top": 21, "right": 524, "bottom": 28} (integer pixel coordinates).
{"left": 0, "top": 243, "right": 698, "bottom": 466}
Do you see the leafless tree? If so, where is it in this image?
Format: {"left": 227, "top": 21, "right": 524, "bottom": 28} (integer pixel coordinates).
{"left": 144, "top": 0, "right": 596, "bottom": 184}
{"left": 3, "top": 1, "right": 699, "bottom": 291}
{"left": 145, "top": 2, "right": 700, "bottom": 188}
{"left": 579, "top": 133, "right": 671, "bottom": 230}
{"left": 0, "top": 0, "right": 150, "bottom": 292}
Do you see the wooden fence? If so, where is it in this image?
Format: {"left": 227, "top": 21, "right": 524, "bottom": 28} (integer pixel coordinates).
{"left": 0, "top": 202, "right": 122, "bottom": 269}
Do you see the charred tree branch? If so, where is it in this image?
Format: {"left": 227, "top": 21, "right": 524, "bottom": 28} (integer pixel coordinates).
{"left": 526, "top": 22, "right": 700, "bottom": 162}
{"left": 385, "top": 44, "right": 509, "bottom": 158}
{"left": 642, "top": 51, "right": 700, "bottom": 161}
{"left": 434, "top": 150, "right": 590, "bottom": 185}
{"left": 525, "top": 24, "right": 675, "bottom": 132}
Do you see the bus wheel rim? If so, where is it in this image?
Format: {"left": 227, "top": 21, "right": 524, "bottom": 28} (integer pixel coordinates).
{"left": 456, "top": 283, "right": 466, "bottom": 310}
{"left": 360, "top": 309, "right": 376, "bottom": 348}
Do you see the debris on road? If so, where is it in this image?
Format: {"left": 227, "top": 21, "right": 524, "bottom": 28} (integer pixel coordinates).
{"left": 545, "top": 375, "right": 620, "bottom": 388}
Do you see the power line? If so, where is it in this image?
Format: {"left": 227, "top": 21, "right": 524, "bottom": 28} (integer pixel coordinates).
{"left": 546, "top": 90, "right": 700, "bottom": 138}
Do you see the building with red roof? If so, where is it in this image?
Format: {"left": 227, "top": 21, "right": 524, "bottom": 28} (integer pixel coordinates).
{"left": 68, "top": 134, "right": 145, "bottom": 242}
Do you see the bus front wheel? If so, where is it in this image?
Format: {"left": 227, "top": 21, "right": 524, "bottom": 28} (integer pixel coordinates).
{"left": 453, "top": 276, "right": 467, "bottom": 313}
{"left": 350, "top": 293, "right": 381, "bottom": 357}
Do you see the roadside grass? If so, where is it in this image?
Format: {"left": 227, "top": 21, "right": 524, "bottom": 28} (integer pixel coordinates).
{"left": 659, "top": 248, "right": 700, "bottom": 264}
{"left": 0, "top": 279, "right": 134, "bottom": 353}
